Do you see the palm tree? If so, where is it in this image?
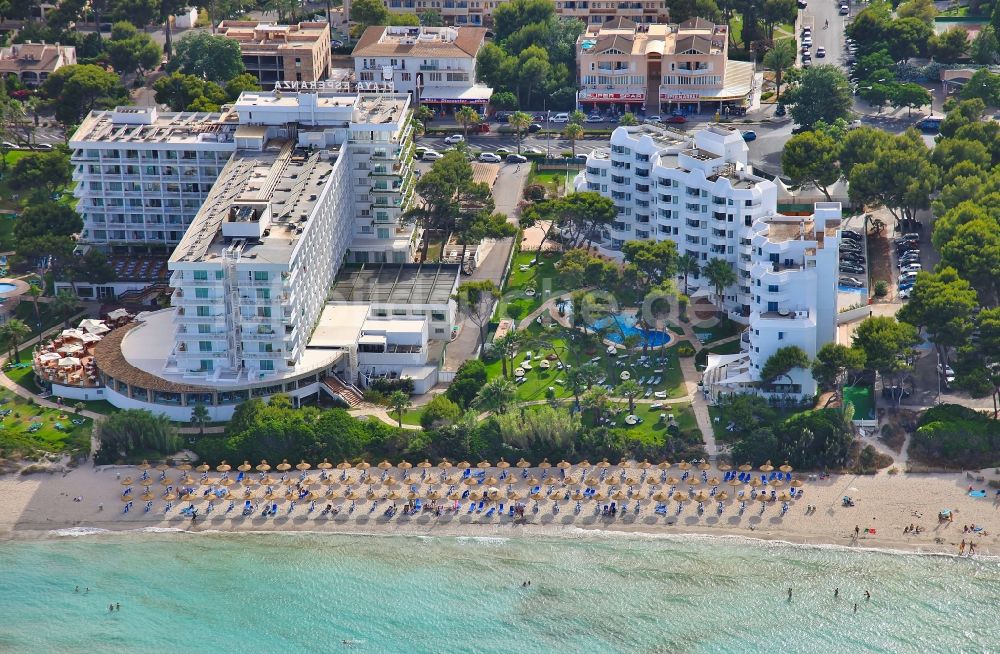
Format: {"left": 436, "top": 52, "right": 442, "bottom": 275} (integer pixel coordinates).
{"left": 569, "top": 110, "right": 586, "bottom": 125}
{"left": 508, "top": 111, "right": 532, "bottom": 155}
{"left": 618, "top": 113, "right": 638, "bottom": 126}
{"left": 763, "top": 40, "right": 796, "bottom": 102}
{"left": 703, "top": 258, "right": 737, "bottom": 318}
{"left": 26, "top": 283, "right": 42, "bottom": 330}
{"left": 388, "top": 390, "right": 412, "bottom": 427}
{"left": 190, "top": 403, "right": 210, "bottom": 435}
{"left": 455, "top": 106, "right": 480, "bottom": 143}
{"left": 564, "top": 122, "right": 585, "bottom": 158}
{"left": 616, "top": 379, "right": 642, "bottom": 414}
{"left": 473, "top": 377, "right": 517, "bottom": 415}
{"left": 677, "top": 254, "right": 701, "bottom": 296}
{"left": 414, "top": 105, "right": 434, "bottom": 134}
{"left": 493, "top": 329, "right": 524, "bottom": 378}
{"left": 4, "top": 319, "right": 30, "bottom": 363}
{"left": 51, "top": 290, "right": 78, "bottom": 328}
{"left": 581, "top": 385, "right": 612, "bottom": 424}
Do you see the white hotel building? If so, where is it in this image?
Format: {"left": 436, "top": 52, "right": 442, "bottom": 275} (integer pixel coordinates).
{"left": 53, "top": 92, "right": 458, "bottom": 420}
{"left": 575, "top": 124, "right": 842, "bottom": 398}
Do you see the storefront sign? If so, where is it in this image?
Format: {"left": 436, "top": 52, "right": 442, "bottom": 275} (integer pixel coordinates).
{"left": 422, "top": 97, "right": 489, "bottom": 105}
{"left": 580, "top": 91, "right": 645, "bottom": 102}
{"left": 660, "top": 92, "right": 701, "bottom": 101}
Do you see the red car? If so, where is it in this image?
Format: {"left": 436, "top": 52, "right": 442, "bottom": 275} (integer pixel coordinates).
{"left": 665, "top": 115, "right": 687, "bottom": 124}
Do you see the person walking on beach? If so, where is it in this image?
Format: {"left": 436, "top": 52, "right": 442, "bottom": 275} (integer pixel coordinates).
{"left": 854, "top": 525, "right": 860, "bottom": 538}
{"left": 959, "top": 539, "right": 966, "bottom": 555}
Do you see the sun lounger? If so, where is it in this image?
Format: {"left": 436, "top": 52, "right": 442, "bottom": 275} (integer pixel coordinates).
{"left": 476, "top": 501, "right": 484, "bottom": 512}
{"left": 485, "top": 507, "right": 495, "bottom": 517}
{"left": 467, "top": 503, "right": 475, "bottom": 513}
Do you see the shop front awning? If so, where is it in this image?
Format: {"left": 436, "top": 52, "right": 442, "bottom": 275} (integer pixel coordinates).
{"left": 660, "top": 61, "right": 756, "bottom": 103}
{"left": 419, "top": 84, "right": 493, "bottom": 105}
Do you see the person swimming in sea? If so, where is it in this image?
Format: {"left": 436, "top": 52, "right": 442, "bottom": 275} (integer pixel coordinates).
{"left": 864, "top": 591, "right": 871, "bottom": 601}
{"left": 834, "top": 588, "right": 839, "bottom": 598}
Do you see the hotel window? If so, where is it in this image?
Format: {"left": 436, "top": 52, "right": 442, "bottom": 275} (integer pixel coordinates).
{"left": 199, "top": 341, "right": 212, "bottom": 352}
{"left": 198, "top": 324, "right": 211, "bottom": 334}
{"left": 195, "top": 288, "right": 208, "bottom": 299}
{"left": 196, "top": 306, "right": 211, "bottom": 317}
{"left": 260, "top": 360, "right": 275, "bottom": 371}
{"left": 193, "top": 270, "right": 208, "bottom": 281}
{"left": 256, "top": 289, "right": 270, "bottom": 300}
{"left": 257, "top": 307, "right": 272, "bottom": 318}
{"left": 253, "top": 271, "right": 269, "bottom": 281}
{"left": 200, "top": 359, "right": 214, "bottom": 371}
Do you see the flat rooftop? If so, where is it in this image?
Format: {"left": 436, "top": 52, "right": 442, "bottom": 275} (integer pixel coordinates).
{"left": 234, "top": 92, "right": 409, "bottom": 127}
{"left": 70, "top": 107, "right": 238, "bottom": 145}
{"left": 218, "top": 21, "right": 329, "bottom": 49}
{"left": 330, "top": 263, "right": 460, "bottom": 305}
{"left": 170, "top": 139, "right": 339, "bottom": 265}
{"left": 352, "top": 25, "right": 486, "bottom": 58}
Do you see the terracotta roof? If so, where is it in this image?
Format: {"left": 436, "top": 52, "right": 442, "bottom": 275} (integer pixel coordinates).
{"left": 676, "top": 34, "right": 712, "bottom": 54}
{"left": 602, "top": 17, "right": 637, "bottom": 30}
{"left": 594, "top": 33, "right": 635, "bottom": 55}
{"left": 94, "top": 323, "right": 209, "bottom": 393}
{"left": 0, "top": 43, "right": 74, "bottom": 73}
{"left": 352, "top": 26, "right": 487, "bottom": 58}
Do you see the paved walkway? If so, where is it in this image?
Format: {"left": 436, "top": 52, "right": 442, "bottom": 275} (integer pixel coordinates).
{"left": 676, "top": 321, "right": 719, "bottom": 457}
{"left": 348, "top": 405, "right": 423, "bottom": 430}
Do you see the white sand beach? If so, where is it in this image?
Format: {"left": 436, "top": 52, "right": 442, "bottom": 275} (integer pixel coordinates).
{"left": 2, "top": 462, "right": 998, "bottom": 556}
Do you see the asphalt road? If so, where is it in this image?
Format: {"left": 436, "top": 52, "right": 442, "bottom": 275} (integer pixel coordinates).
{"left": 798, "top": 0, "right": 851, "bottom": 70}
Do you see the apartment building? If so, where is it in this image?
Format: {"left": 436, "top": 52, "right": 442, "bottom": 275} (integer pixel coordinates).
{"left": 577, "top": 18, "right": 755, "bottom": 114}
{"left": 575, "top": 124, "right": 840, "bottom": 399}
{"left": 575, "top": 123, "right": 775, "bottom": 318}
{"left": 374, "top": 0, "right": 502, "bottom": 26}
{"left": 218, "top": 21, "right": 332, "bottom": 87}
{"left": 352, "top": 26, "right": 492, "bottom": 111}
{"left": 558, "top": 1, "right": 669, "bottom": 26}
{"left": 69, "top": 106, "right": 239, "bottom": 253}
{"left": 0, "top": 41, "right": 76, "bottom": 86}
{"left": 703, "top": 204, "right": 843, "bottom": 399}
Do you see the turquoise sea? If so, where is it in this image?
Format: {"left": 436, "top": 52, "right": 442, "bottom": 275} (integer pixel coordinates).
{"left": 0, "top": 530, "right": 997, "bottom": 653}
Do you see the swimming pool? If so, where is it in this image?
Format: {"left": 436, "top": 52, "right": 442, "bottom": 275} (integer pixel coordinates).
{"left": 589, "top": 312, "right": 672, "bottom": 347}
{"left": 0, "top": 283, "right": 17, "bottom": 294}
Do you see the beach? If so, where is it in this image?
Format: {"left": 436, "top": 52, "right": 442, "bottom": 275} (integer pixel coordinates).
{"left": 1, "top": 462, "right": 997, "bottom": 556}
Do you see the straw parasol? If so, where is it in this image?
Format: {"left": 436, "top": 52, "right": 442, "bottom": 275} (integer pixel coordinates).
{"left": 219, "top": 477, "right": 235, "bottom": 487}
{"left": 159, "top": 478, "right": 172, "bottom": 486}
{"left": 759, "top": 461, "right": 775, "bottom": 473}
{"left": 658, "top": 461, "right": 672, "bottom": 470}
{"left": 748, "top": 478, "right": 763, "bottom": 488}
{"left": 163, "top": 492, "right": 178, "bottom": 501}
{"left": 197, "top": 464, "right": 212, "bottom": 473}
{"left": 777, "top": 491, "right": 793, "bottom": 502}
{"left": 677, "top": 460, "right": 691, "bottom": 470}
{"left": 378, "top": 460, "right": 393, "bottom": 470}
{"left": 697, "top": 462, "right": 711, "bottom": 471}
{"left": 399, "top": 460, "right": 413, "bottom": 470}
{"left": 406, "top": 491, "right": 420, "bottom": 501}
{"left": 456, "top": 461, "right": 471, "bottom": 468}
{"left": 507, "top": 490, "right": 522, "bottom": 501}
{"left": 468, "top": 490, "right": 483, "bottom": 501}
{"left": 439, "top": 459, "right": 453, "bottom": 469}
{"left": 383, "top": 477, "right": 398, "bottom": 487}
{"left": 516, "top": 458, "right": 532, "bottom": 469}
{"left": 496, "top": 458, "right": 510, "bottom": 469}
{"left": 448, "top": 491, "right": 464, "bottom": 501}
{"left": 671, "top": 491, "right": 687, "bottom": 502}
{"left": 530, "top": 491, "right": 544, "bottom": 500}
{"left": 557, "top": 460, "right": 572, "bottom": 469}
{"left": 417, "top": 460, "right": 433, "bottom": 469}
{"left": 137, "top": 460, "right": 151, "bottom": 470}
{"left": 274, "top": 459, "right": 292, "bottom": 472}
{"left": 260, "top": 474, "right": 275, "bottom": 486}
{"left": 577, "top": 459, "right": 592, "bottom": 468}
{"left": 256, "top": 460, "right": 271, "bottom": 472}
{"left": 688, "top": 477, "right": 702, "bottom": 487}
{"left": 402, "top": 474, "right": 418, "bottom": 485}
{"left": 770, "top": 479, "right": 785, "bottom": 489}
{"left": 779, "top": 462, "right": 794, "bottom": 473}
{"left": 585, "top": 477, "right": 601, "bottom": 487}
{"left": 638, "top": 460, "right": 652, "bottom": 469}
{"left": 548, "top": 490, "right": 564, "bottom": 500}
{"left": 693, "top": 490, "right": 710, "bottom": 502}
{"left": 463, "top": 477, "right": 478, "bottom": 487}
{"left": 612, "top": 490, "right": 628, "bottom": 501}
{"left": 571, "top": 490, "right": 585, "bottom": 501}
{"left": 666, "top": 475, "right": 679, "bottom": 485}
{"left": 718, "top": 463, "right": 732, "bottom": 472}
{"left": 296, "top": 461, "right": 312, "bottom": 471}
{"left": 238, "top": 461, "right": 253, "bottom": 472}
{"left": 593, "top": 491, "right": 607, "bottom": 501}
{"left": 345, "top": 490, "right": 361, "bottom": 500}
{"left": 527, "top": 476, "right": 540, "bottom": 486}
{"left": 176, "top": 463, "right": 192, "bottom": 471}
{"left": 738, "top": 463, "right": 753, "bottom": 472}
{"left": 326, "top": 489, "right": 342, "bottom": 499}
{"left": 141, "top": 492, "right": 154, "bottom": 501}
{"left": 317, "top": 459, "right": 334, "bottom": 470}
{"left": 487, "top": 487, "right": 502, "bottom": 501}
{"left": 155, "top": 463, "right": 170, "bottom": 471}
{"left": 727, "top": 478, "right": 742, "bottom": 489}
{"left": 216, "top": 461, "right": 232, "bottom": 473}
{"left": 653, "top": 491, "right": 670, "bottom": 502}
{"left": 537, "top": 459, "right": 551, "bottom": 470}
{"left": 596, "top": 459, "right": 611, "bottom": 469}
{"left": 790, "top": 479, "right": 804, "bottom": 488}
{"left": 428, "top": 490, "right": 442, "bottom": 500}
{"left": 716, "top": 491, "right": 730, "bottom": 501}
{"left": 564, "top": 476, "right": 579, "bottom": 486}
{"left": 356, "top": 461, "right": 371, "bottom": 470}
{"left": 484, "top": 475, "right": 499, "bottom": 486}
{"left": 477, "top": 460, "right": 492, "bottom": 469}
{"left": 120, "top": 477, "right": 134, "bottom": 486}
{"left": 708, "top": 477, "right": 721, "bottom": 486}
{"left": 241, "top": 477, "right": 255, "bottom": 487}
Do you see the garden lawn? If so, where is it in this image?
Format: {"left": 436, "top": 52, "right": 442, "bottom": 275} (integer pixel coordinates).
{"left": 484, "top": 324, "right": 687, "bottom": 403}
{"left": 0, "top": 213, "right": 14, "bottom": 251}
{"left": 692, "top": 317, "right": 742, "bottom": 345}
{"left": 601, "top": 401, "right": 699, "bottom": 445}
{"left": 528, "top": 169, "right": 574, "bottom": 197}
{"left": 0, "top": 389, "right": 92, "bottom": 457}
{"left": 400, "top": 406, "right": 424, "bottom": 427}
{"left": 501, "top": 250, "right": 561, "bottom": 319}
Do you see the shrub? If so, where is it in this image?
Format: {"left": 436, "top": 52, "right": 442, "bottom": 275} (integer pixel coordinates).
{"left": 761, "top": 90, "right": 774, "bottom": 101}
{"left": 910, "top": 403, "right": 1000, "bottom": 468}
{"left": 523, "top": 184, "right": 546, "bottom": 201}
{"left": 506, "top": 298, "right": 531, "bottom": 319}
{"left": 873, "top": 280, "right": 889, "bottom": 297}
{"left": 675, "top": 342, "right": 696, "bottom": 357}
{"left": 369, "top": 377, "right": 415, "bottom": 395}
{"left": 447, "top": 360, "right": 487, "bottom": 408}
{"left": 420, "top": 395, "right": 461, "bottom": 430}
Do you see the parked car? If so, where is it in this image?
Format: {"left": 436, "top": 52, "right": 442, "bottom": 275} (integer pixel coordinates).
{"left": 478, "top": 152, "right": 502, "bottom": 163}
{"left": 586, "top": 113, "right": 605, "bottom": 123}
{"left": 741, "top": 130, "right": 757, "bottom": 141}
{"left": 444, "top": 134, "right": 465, "bottom": 144}
{"left": 840, "top": 264, "right": 865, "bottom": 274}
{"left": 938, "top": 363, "right": 956, "bottom": 380}
{"left": 842, "top": 230, "right": 863, "bottom": 240}
{"left": 506, "top": 154, "right": 528, "bottom": 163}
{"left": 916, "top": 117, "right": 942, "bottom": 133}
{"left": 551, "top": 112, "right": 570, "bottom": 123}
{"left": 898, "top": 254, "right": 921, "bottom": 265}
{"left": 839, "top": 276, "right": 864, "bottom": 288}
{"left": 841, "top": 254, "right": 866, "bottom": 265}
{"left": 898, "top": 287, "right": 913, "bottom": 299}
{"left": 665, "top": 115, "right": 687, "bottom": 124}
{"left": 882, "top": 386, "right": 911, "bottom": 400}
{"left": 523, "top": 146, "right": 543, "bottom": 155}
{"left": 899, "top": 263, "right": 922, "bottom": 274}
{"left": 816, "top": 47, "right": 826, "bottom": 58}
{"left": 527, "top": 123, "right": 542, "bottom": 133}
{"left": 421, "top": 149, "right": 443, "bottom": 161}
{"left": 797, "top": 0, "right": 807, "bottom": 8}
{"left": 495, "top": 147, "right": 512, "bottom": 156}
{"left": 647, "top": 115, "right": 662, "bottom": 122}
{"left": 34, "top": 143, "right": 54, "bottom": 150}
{"left": 839, "top": 4, "right": 850, "bottom": 15}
